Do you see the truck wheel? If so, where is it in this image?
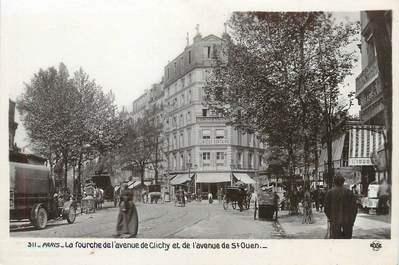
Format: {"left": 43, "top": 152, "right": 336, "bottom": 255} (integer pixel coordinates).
{"left": 66, "top": 206, "right": 76, "bottom": 224}
{"left": 33, "top": 207, "right": 48, "bottom": 229}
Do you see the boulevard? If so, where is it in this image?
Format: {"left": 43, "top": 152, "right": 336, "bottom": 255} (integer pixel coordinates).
{"left": 10, "top": 201, "right": 390, "bottom": 239}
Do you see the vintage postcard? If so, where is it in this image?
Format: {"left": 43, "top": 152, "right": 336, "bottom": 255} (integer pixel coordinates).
{"left": 1, "top": 0, "right": 398, "bottom": 264}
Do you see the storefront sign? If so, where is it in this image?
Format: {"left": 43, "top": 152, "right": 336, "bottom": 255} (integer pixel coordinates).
{"left": 348, "top": 157, "right": 372, "bottom": 166}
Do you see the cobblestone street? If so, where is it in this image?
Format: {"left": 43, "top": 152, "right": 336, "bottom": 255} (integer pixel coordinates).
{"left": 10, "top": 201, "right": 390, "bottom": 239}
{"left": 10, "top": 201, "right": 280, "bottom": 238}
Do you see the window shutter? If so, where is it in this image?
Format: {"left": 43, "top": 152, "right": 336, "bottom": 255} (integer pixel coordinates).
{"left": 199, "top": 152, "right": 203, "bottom": 167}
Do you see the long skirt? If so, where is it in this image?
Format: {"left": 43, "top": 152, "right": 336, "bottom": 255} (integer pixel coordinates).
{"left": 115, "top": 204, "right": 138, "bottom": 238}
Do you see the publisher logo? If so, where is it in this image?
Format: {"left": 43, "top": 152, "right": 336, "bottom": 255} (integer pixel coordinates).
{"left": 370, "top": 240, "right": 382, "bottom": 251}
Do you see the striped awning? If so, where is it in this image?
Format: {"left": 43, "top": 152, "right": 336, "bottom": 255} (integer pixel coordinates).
{"left": 196, "top": 172, "right": 231, "bottom": 183}
{"left": 233, "top": 173, "right": 256, "bottom": 184}
{"left": 170, "top": 174, "right": 193, "bottom": 185}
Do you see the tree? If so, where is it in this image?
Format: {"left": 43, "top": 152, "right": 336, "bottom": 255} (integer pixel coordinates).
{"left": 205, "top": 12, "right": 359, "bottom": 191}
{"left": 118, "top": 106, "right": 163, "bottom": 185}
{"left": 17, "top": 63, "right": 79, "bottom": 188}
{"left": 18, "top": 63, "right": 122, "bottom": 194}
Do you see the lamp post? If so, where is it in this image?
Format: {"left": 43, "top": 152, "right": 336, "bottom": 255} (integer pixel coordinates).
{"left": 230, "top": 163, "right": 235, "bottom": 186}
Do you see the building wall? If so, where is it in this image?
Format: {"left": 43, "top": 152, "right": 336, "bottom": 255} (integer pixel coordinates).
{"left": 162, "top": 33, "right": 264, "bottom": 176}
{"left": 355, "top": 11, "right": 389, "bottom": 125}
{"left": 129, "top": 32, "right": 265, "bottom": 184}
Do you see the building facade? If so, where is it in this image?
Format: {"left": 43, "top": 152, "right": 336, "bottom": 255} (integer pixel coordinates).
{"left": 356, "top": 11, "right": 391, "bottom": 125}
{"left": 131, "top": 29, "right": 265, "bottom": 198}
{"left": 355, "top": 11, "right": 391, "bottom": 185}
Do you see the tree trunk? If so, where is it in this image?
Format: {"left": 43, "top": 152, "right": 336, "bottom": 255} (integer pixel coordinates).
{"left": 140, "top": 164, "right": 145, "bottom": 185}
{"left": 77, "top": 153, "right": 83, "bottom": 201}
{"left": 326, "top": 133, "right": 334, "bottom": 189}
{"left": 64, "top": 153, "right": 68, "bottom": 190}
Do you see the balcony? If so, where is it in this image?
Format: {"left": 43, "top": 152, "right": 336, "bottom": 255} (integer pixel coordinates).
{"left": 196, "top": 116, "right": 227, "bottom": 123}
{"left": 199, "top": 138, "right": 230, "bottom": 145}
{"left": 356, "top": 60, "right": 379, "bottom": 97}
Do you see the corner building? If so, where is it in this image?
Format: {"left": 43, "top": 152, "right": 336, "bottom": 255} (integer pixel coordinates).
{"left": 162, "top": 30, "right": 265, "bottom": 198}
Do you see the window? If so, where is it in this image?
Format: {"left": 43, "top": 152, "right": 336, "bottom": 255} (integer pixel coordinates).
{"left": 216, "top": 129, "right": 225, "bottom": 139}
{"left": 181, "top": 94, "right": 185, "bottom": 105}
{"left": 202, "top": 152, "right": 210, "bottom": 160}
{"left": 248, "top": 153, "right": 253, "bottom": 168}
{"left": 216, "top": 152, "right": 224, "bottom": 160}
{"left": 237, "top": 152, "right": 242, "bottom": 168}
{"left": 188, "top": 90, "right": 192, "bottom": 102}
{"left": 188, "top": 51, "right": 192, "bottom": 64}
{"left": 202, "top": 109, "right": 208, "bottom": 117}
{"left": 259, "top": 155, "right": 262, "bottom": 167}
{"left": 174, "top": 62, "right": 177, "bottom": 74}
{"left": 173, "top": 154, "right": 177, "bottom": 169}
{"left": 365, "top": 32, "right": 376, "bottom": 64}
{"left": 202, "top": 129, "right": 211, "bottom": 139}
{"left": 180, "top": 114, "right": 184, "bottom": 126}
{"left": 188, "top": 73, "right": 192, "bottom": 84}
{"left": 186, "top": 111, "right": 191, "bottom": 122}
{"left": 180, "top": 153, "right": 184, "bottom": 169}
{"left": 173, "top": 133, "right": 177, "bottom": 149}
{"left": 204, "top": 46, "right": 211, "bottom": 58}
{"left": 180, "top": 131, "right": 184, "bottom": 147}
{"left": 167, "top": 68, "right": 170, "bottom": 79}
{"left": 187, "top": 151, "right": 191, "bottom": 164}
{"left": 187, "top": 128, "right": 192, "bottom": 145}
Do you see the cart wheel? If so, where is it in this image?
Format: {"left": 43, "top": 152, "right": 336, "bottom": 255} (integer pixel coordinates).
{"left": 254, "top": 201, "right": 257, "bottom": 220}
{"left": 66, "top": 205, "right": 76, "bottom": 224}
{"left": 232, "top": 201, "right": 237, "bottom": 210}
{"left": 223, "top": 197, "right": 229, "bottom": 210}
{"left": 33, "top": 207, "right": 48, "bottom": 229}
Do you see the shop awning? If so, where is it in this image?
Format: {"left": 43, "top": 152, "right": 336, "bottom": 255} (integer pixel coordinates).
{"left": 233, "top": 173, "right": 256, "bottom": 184}
{"left": 319, "top": 134, "right": 346, "bottom": 165}
{"left": 170, "top": 174, "right": 193, "bottom": 185}
{"left": 196, "top": 172, "right": 231, "bottom": 183}
{"left": 333, "top": 134, "right": 346, "bottom": 161}
{"left": 127, "top": 181, "right": 135, "bottom": 189}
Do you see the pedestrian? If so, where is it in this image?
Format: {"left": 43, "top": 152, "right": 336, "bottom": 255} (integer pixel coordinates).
{"left": 324, "top": 176, "right": 357, "bottom": 239}
{"left": 273, "top": 191, "right": 279, "bottom": 220}
{"left": 313, "top": 186, "right": 321, "bottom": 212}
{"left": 115, "top": 183, "right": 138, "bottom": 238}
{"left": 208, "top": 192, "right": 213, "bottom": 204}
{"left": 302, "top": 188, "right": 313, "bottom": 224}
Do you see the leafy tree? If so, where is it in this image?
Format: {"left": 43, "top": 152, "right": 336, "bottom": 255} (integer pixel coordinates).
{"left": 118, "top": 106, "right": 163, "bottom": 185}
{"left": 205, "top": 12, "right": 359, "bottom": 192}
{"left": 18, "top": 64, "right": 122, "bottom": 194}
{"left": 17, "top": 63, "right": 79, "bottom": 188}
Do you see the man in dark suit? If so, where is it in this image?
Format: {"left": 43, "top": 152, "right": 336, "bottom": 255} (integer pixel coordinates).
{"left": 324, "top": 176, "right": 358, "bottom": 239}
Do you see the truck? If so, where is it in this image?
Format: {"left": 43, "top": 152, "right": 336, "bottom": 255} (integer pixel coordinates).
{"left": 10, "top": 162, "right": 77, "bottom": 229}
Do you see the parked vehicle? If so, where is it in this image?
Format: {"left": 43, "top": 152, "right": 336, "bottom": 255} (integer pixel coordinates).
{"left": 223, "top": 186, "right": 250, "bottom": 211}
{"left": 360, "top": 181, "right": 390, "bottom": 214}
{"left": 148, "top": 184, "right": 162, "bottom": 203}
{"left": 254, "top": 187, "right": 278, "bottom": 220}
{"left": 10, "top": 162, "right": 76, "bottom": 229}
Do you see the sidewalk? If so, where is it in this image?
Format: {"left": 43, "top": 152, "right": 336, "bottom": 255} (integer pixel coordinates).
{"left": 277, "top": 210, "right": 391, "bottom": 239}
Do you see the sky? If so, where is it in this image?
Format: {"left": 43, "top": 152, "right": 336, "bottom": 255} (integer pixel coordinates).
{"left": 1, "top": 0, "right": 361, "bottom": 149}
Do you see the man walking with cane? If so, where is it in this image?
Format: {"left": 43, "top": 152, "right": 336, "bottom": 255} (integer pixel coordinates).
{"left": 324, "top": 176, "right": 358, "bottom": 239}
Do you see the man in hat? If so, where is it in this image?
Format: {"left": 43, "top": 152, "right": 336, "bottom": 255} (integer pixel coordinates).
{"left": 324, "top": 176, "right": 358, "bottom": 239}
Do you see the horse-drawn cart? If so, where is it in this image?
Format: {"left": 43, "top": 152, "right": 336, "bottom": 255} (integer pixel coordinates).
{"left": 223, "top": 187, "right": 251, "bottom": 211}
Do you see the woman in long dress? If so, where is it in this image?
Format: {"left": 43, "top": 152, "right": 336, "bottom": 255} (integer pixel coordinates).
{"left": 115, "top": 184, "right": 138, "bottom": 238}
